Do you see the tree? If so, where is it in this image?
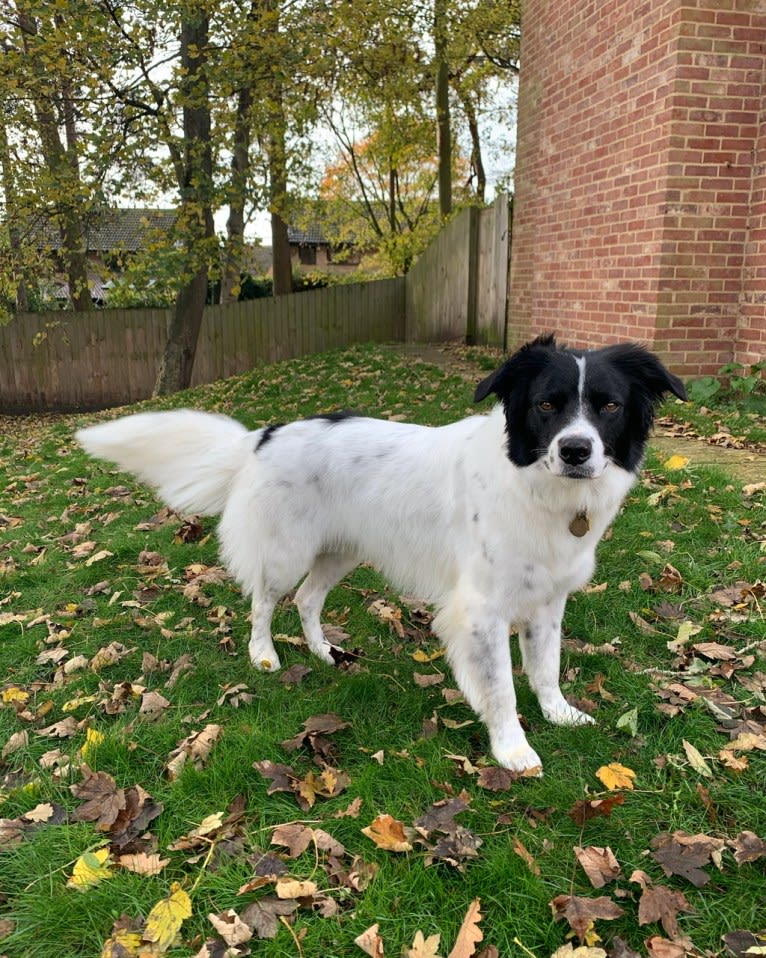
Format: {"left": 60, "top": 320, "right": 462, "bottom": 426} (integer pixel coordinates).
{"left": 0, "top": 3, "right": 120, "bottom": 311}
{"left": 154, "top": 10, "right": 216, "bottom": 395}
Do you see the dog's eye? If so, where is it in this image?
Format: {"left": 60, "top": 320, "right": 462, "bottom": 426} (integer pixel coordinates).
{"left": 538, "top": 400, "right": 555, "bottom": 412}
{"left": 602, "top": 401, "right": 621, "bottom": 413}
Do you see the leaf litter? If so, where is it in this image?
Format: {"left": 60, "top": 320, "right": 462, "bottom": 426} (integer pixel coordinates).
{"left": 1, "top": 348, "right": 765, "bottom": 955}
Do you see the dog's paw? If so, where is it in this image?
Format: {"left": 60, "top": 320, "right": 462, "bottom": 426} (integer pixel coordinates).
{"left": 248, "top": 641, "right": 281, "bottom": 672}
{"left": 541, "top": 700, "right": 594, "bottom": 726}
{"left": 310, "top": 641, "right": 337, "bottom": 666}
{"left": 494, "top": 744, "right": 544, "bottom": 776}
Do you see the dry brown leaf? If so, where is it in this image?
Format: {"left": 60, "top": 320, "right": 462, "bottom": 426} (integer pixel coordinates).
{"left": 118, "top": 852, "right": 169, "bottom": 875}
{"left": 630, "top": 869, "right": 694, "bottom": 938}
{"left": 447, "top": 898, "right": 483, "bottom": 958}
{"left": 362, "top": 814, "right": 414, "bottom": 852}
{"left": 407, "top": 930, "right": 443, "bottom": 958}
{"left": 208, "top": 908, "right": 253, "bottom": 946}
{"left": 574, "top": 846, "right": 621, "bottom": 889}
{"left": 550, "top": 894, "right": 625, "bottom": 942}
{"left": 512, "top": 837, "right": 540, "bottom": 876}
{"left": 355, "top": 923, "right": 385, "bottom": 957}
{"left": 275, "top": 877, "right": 318, "bottom": 900}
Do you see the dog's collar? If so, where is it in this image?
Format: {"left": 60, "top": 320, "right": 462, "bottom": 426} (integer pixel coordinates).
{"left": 569, "top": 510, "right": 590, "bottom": 537}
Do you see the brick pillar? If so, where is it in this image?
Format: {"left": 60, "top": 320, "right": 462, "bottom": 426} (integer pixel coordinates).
{"left": 508, "top": 0, "right": 766, "bottom": 377}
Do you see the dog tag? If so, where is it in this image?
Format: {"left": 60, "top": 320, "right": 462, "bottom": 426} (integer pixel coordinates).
{"left": 569, "top": 511, "right": 590, "bottom": 537}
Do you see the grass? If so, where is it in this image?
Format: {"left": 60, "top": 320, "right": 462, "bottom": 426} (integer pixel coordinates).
{"left": 0, "top": 342, "right": 764, "bottom": 958}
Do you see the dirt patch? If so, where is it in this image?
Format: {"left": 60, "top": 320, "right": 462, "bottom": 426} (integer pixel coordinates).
{"left": 649, "top": 432, "right": 764, "bottom": 483}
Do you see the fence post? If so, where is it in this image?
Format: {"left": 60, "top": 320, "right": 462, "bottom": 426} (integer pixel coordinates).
{"left": 465, "top": 206, "right": 480, "bottom": 346}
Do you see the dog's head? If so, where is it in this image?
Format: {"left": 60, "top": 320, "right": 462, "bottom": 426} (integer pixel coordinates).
{"left": 475, "top": 334, "right": 687, "bottom": 477}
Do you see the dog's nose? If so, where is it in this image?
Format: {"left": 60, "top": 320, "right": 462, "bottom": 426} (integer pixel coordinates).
{"left": 559, "top": 436, "right": 592, "bottom": 465}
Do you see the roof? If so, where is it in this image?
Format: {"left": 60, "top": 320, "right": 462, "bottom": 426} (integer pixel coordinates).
{"left": 32, "top": 208, "right": 177, "bottom": 253}
{"left": 287, "top": 225, "right": 329, "bottom": 245}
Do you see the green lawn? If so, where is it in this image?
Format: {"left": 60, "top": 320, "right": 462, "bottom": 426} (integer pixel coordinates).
{"left": 0, "top": 343, "right": 764, "bottom": 958}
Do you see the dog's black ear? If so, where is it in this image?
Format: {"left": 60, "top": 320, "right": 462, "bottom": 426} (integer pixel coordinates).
{"left": 474, "top": 334, "right": 559, "bottom": 403}
{"left": 474, "top": 363, "right": 511, "bottom": 402}
{"left": 604, "top": 344, "right": 687, "bottom": 402}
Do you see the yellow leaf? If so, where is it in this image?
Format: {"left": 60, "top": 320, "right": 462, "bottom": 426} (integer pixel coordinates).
{"left": 664, "top": 454, "right": 689, "bottom": 471}
{"left": 62, "top": 694, "right": 98, "bottom": 712}
{"left": 81, "top": 727, "right": 105, "bottom": 760}
{"left": 2, "top": 687, "right": 29, "bottom": 705}
{"left": 595, "top": 763, "right": 636, "bottom": 791}
{"left": 412, "top": 649, "right": 445, "bottom": 663}
{"left": 67, "top": 847, "right": 113, "bottom": 890}
{"left": 101, "top": 929, "right": 142, "bottom": 957}
{"left": 143, "top": 883, "right": 192, "bottom": 951}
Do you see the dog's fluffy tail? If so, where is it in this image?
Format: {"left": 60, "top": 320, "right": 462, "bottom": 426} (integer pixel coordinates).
{"left": 76, "top": 410, "right": 251, "bottom": 515}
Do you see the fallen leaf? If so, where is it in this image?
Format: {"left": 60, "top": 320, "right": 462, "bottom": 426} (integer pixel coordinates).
{"left": 142, "top": 882, "right": 192, "bottom": 951}
{"left": 355, "top": 923, "right": 385, "bottom": 957}
{"left": 275, "top": 876, "right": 318, "bottom": 900}
{"left": 1, "top": 729, "right": 29, "bottom": 759}
{"left": 447, "top": 897, "right": 483, "bottom": 958}
{"left": 727, "top": 830, "right": 766, "bottom": 865}
{"left": 574, "top": 846, "right": 621, "bottom": 889}
{"left": 240, "top": 895, "right": 299, "bottom": 939}
{"left": 512, "top": 837, "right": 540, "bottom": 876}
{"left": 630, "top": 869, "right": 694, "bottom": 938}
{"left": 596, "top": 763, "right": 636, "bottom": 791}
{"left": 651, "top": 831, "right": 725, "bottom": 887}
{"left": 721, "top": 930, "right": 766, "bottom": 958}
{"left": 208, "top": 908, "right": 253, "bottom": 946}
{"left": 682, "top": 740, "right": 713, "bottom": 777}
{"left": 67, "top": 847, "right": 113, "bottom": 890}
{"left": 550, "top": 894, "right": 625, "bottom": 942}
{"left": 71, "top": 766, "right": 126, "bottom": 828}
{"left": 407, "top": 930, "right": 442, "bottom": 958}
{"left": 362, "top": 814, "right": 414, "bottom": 852}
{"left": 551, "top": 947, "right": 608, "bottom": 958}
{"left": 569, "top": 794, "right": 625, "bottom": 826}
{"left": 118, "top": 852, "right": 170, "bottom": 876}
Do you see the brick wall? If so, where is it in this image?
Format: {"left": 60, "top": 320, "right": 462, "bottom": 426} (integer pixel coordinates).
{"left": 509, "top": 0, "right": 766, "bottom": 378}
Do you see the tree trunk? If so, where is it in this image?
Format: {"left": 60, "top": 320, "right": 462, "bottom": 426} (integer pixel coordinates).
{"left": 154, "top": 13, "right": 214, "bottom": 395}
{"left": 0, "top": 111, "right": 30, "bottom": 312}
{"left": 460, "top": 89, "right": 486, "bottom": 203}
{"left": 434, "top": 0, "right": 452, "bottom": 218}
{"left": 265, "top": 0, "right": 292, "bottom": 296}
{"left": 221, "top": 83, "right": 253, "bottom": 304}
{"left": 19, "top": 10, "right": 91, "bottom": 312}
{"left": 154, "top": 266, "right": 209, "bottom": 394}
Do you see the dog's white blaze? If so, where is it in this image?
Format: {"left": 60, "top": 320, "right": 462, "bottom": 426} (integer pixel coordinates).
{"left": 574, "top": 354, "right": 587, "bottom": 413}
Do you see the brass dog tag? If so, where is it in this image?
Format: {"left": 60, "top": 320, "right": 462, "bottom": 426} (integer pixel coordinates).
{"left": 569, "top": 511, "right": 590, "bottom": 537}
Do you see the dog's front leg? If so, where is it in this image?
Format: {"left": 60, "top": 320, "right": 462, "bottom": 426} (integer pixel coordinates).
{"left": 435, "top": 602, "right": 542, "bottom": 773}
{"left": 519, "top": 597, "right": 594, "bottom": 727}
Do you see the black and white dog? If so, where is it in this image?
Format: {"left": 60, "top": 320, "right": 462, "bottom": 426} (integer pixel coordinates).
{"left": 77, "top": 335, "right": 685, "bottom": 773}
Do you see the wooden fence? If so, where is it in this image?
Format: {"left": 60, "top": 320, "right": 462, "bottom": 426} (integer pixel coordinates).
{"left": 0, "top": 197, "right": 510, "bottom": 412}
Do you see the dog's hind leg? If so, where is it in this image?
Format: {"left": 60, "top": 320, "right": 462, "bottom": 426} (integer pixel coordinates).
{"left": 519, "top": 597, "right": 595, "bottom": 727}
{"left": 295, "top": 552, "right": 357, "bottom": 664}
{"left": 248, "top": 590, "right": 282, "bottom": 672}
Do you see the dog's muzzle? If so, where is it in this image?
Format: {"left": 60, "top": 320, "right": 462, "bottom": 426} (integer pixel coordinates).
{"left": 556, "top": 436, "right": 595, "bottom": 478}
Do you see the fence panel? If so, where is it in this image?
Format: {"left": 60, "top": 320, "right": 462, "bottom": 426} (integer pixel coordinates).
{"left": 0, "top": 197, "right": 509, "bottom": 413}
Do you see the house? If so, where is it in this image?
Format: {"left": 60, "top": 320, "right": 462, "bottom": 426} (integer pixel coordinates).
{"left": 32, "top": 207, "right": 176, "bottom": 305}
{"left": 286, "top": 224, "right": 362, "bottom": 273}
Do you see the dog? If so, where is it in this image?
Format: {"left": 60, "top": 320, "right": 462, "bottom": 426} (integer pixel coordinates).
{"left": 76, "top": 335, "right": 685, "bottom": 773}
